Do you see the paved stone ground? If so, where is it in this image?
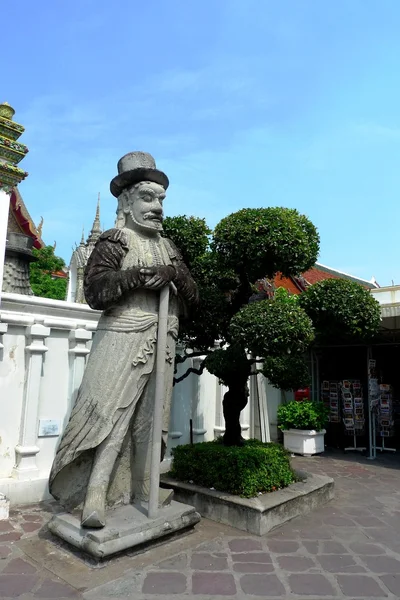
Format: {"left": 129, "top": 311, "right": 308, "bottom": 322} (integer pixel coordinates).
{"left": 1, "top": 451, "right": 400, "bottom": 599}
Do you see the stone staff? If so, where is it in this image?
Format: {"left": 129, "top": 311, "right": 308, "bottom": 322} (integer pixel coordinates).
{"left": 148, "top": 282, "right": 175, "bottom": 518}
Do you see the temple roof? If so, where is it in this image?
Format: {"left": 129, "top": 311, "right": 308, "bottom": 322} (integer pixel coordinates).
{"left": 272, "top": 263, "right": 378, "bottom": 295}
{"left": 8, "top": 188, "right": 44, "bottom": 249}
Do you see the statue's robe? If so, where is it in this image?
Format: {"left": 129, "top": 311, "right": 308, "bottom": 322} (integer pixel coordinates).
{"left": 49, "top": 227, "right": 198, "bottom": 511}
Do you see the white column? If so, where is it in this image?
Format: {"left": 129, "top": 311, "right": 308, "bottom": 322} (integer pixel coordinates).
{"left": 191, "top": 356, "right": 209, "bottom": 441}
{"left": 68, "top": 328, "right": 92, "bottom": 414}
{"left": 0, "top": 189, "right": 10, "bottom": 306}
{"left": 167, "top": 357, "right": 193, "bottom": 454}
{"left": 12, "top": 323, "right": 50, "bottom": 480}
{"left": 240, "top": 390, "right": 251, "bottom": 440}
{"left": 257, "top": 373, "right": 271, "bottom": 442}
{"left": 214, "top": 383, "right": 226, "bottom": 438}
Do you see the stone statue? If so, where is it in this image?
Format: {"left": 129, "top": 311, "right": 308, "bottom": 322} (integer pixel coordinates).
{"left": 49, "top": 152, "right": 198, "bottom": 528}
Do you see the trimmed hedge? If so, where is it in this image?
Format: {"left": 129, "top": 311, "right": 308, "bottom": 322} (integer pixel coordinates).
{"left": 170, "top": 439, "right": 296, "bottom": 498}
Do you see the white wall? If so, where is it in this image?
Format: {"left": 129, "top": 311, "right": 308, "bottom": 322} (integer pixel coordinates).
{"left": 0, "top": 292, "right": 275, "bottom": 506}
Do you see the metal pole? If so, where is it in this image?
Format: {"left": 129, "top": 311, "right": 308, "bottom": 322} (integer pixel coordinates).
{"left": 367, "top": 346, "right": 375, "bottom": 460}
{"left": 148, "top": 284, "right": 170, "bottom": 519}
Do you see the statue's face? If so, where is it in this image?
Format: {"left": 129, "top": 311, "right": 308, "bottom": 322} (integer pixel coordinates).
{"left": 126, "top": 181, "right": 165, "bottom": 232}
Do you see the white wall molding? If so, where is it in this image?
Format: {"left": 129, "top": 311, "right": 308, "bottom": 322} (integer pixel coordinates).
{"left": 68, "top": 328, "right": 92, "bottom": 415}
{"left": 12, "top": 323, "right": 50, "bottom": 480}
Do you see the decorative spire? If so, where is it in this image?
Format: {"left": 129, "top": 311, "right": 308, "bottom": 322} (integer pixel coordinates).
{"left": 87, "top": 193, "right": 102, "bottom": 246}
{"left": 79, "top": 227, "right": 85, "bottom": 246}
{"left": 37, "top": 216, "right": 44, "bottom": 237}
{"left": 0, "top": 102, "right": 29, "bottom": 194}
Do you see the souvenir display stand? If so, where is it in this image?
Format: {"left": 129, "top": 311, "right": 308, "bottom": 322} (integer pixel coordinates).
{"left": 368, "top": 359, "right": 396, "bottom": 457}
{"left": 321, "top": 379, "right": 366, "bottom": 452}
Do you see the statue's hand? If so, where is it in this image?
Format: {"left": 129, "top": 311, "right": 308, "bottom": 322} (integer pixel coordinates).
{"left": 140, "top": 266, "right": 176, "bottom": 290}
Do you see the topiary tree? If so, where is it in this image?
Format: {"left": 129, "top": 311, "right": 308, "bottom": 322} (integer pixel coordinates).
{"left": 30, "top": 245, "right": 68, "bottom": 300}
{"left": 298, "top": 279, "right": 382, "bottom": 344}
{"left": 163, "top": 209, "right": 319, "bottom": 446}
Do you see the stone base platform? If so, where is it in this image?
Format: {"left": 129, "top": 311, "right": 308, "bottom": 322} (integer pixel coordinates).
{"left": 48, "top": 500, "right": 200, "bottom": 558}
{"left": 161, "top": 471, "right": 334, "bottom": 536}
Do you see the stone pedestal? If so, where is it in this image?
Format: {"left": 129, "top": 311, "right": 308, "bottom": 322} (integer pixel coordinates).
{"left": 48, "top": 501, "right": 200, "bottom": 559}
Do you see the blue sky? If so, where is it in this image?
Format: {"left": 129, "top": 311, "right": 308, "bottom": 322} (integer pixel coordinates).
{"left": 4, "top": 0, "right": 400, "bottom": 285}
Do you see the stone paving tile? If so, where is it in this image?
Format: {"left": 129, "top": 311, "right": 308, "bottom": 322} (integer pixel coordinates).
{"left": 0, "top": 531, "right": 22, "bottom": 543}
{"left": 191, "top": 552, "right": 228, "bottom": 570}
{"left": 276, "top": 555, "right": 316, "bottom": 571}
{"left": 156, "top": 553, "right": 188, "bottom": 570}
{"left": 352, "top": 516, "right": 386, "bottom": 527}
{"left": 0, "top": 522, "right": 14, "bottom": 534}
{"left": 233, "top": 562, "right": 274, "bottom": 573}
{"left": 239, "top": 573, "right": 286, "bottom": 596}
{"left": 0, "top": 545, "right": 12, "bottom": 560}
{"left": 21, "top": 522, "right": 42, "bottom": 534}
{"left": 317, "top": 554, "right": 366, "bottom": 573}
{"left": 324, "top": 515, "right": 356, "bottom": 527}
{"left": 231, "top": 552, "right": 272, "bottom": 563}
{"left": 34, "top": 578, "right": 82, "bottom": 598}
{"left": 143, "top": 571, "right": 187, "bottom": 594}
{"left": 3, "top": 557, "right": 37, "bottom": 574}
{"left": 0, "top": 573, "right": 39, "bottom": 597}
{"left": 379, "top": 574, "right": 400, "bottom": 596}
{"left": 360, "top": 555, "right": 400, "bottom": 574}
{"left": 22, "top": 514, "right": 43, "bottom": 523}
{"left": 322, "top": 541, "right": 350, "bottom": 554}
{"left": 336, "top": 574, "right": 388, "bottom": 597}
{"left": 266, "top": 540, "right": 299, "bottom": 553}
{"left": 228, "top": 538, "right": 262, "bottom": 552}
{"left": 301, "top": 540, "right": 319, "bottom": 554}
{"left": 288, "top": 572, "right": 337, "bottom": 596}
{"left": 83, "top": 572, "right": 143, "bottom": 599}
{"left": 349, "top": 542, "right": 386, "bottom": 555}
{"left": 192, "top": 572, "right": 236, "bottom": 595}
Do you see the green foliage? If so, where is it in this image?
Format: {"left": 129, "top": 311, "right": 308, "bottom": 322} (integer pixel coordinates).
{"left": 277, "top": 400, "right": 329, "bottom": 431}
{"left": 213, "top": 207, "right": 320, "bottom": 282}
{"left": 170, "top": 439, "right": 296, "bottom": 498}
{"left": 204, "top": 344, "right": 251, "bottom": 387}
{"left": 162, "top": 215, "right": 211, "bottom": 270}
{"left": 230, "top": 290, "right": 315, "bottom": 358}
{"left": 299, "top": 279, "right": 381, "bottom": 343}
{"left": 178, "top": 252, "right": 237, "bottom": 350}
{"left": 262, "top": 355, "right": 311, "bottom": 391}
{"left": 30, "top": 246, "right": 67, "bottom": 300}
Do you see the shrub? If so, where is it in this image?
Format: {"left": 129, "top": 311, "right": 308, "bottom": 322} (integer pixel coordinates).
{"left": 204, "top": 344, "right": 251, "bottom": 387}
{"left": 229, "top": 291, "right": 315, "bottom": 359}
{"left": 170, "top": 438, "right": 296, "bottom": 498}
{"left": 213, "top": 207, "right": 320, "bottom": 283}
{"left": 162, "top": 215, "right": 211, "bottom": 271}
{"left": 278, "top": 400, "right": 329, "bottom": 432}
{"left": 299, "top": 278, "right": 381, "bottom": 343}
{"left": 262, "top": 354, "right": 311, "bottom": 391}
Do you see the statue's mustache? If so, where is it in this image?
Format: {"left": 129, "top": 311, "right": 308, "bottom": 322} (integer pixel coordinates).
{"left": 143, "top": 213, "right": 163, "bottom": 222}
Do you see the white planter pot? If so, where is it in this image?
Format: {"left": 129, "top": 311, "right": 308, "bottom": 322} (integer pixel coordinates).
{"left": 283, "top": 429, "right": 326, "bottom": 456}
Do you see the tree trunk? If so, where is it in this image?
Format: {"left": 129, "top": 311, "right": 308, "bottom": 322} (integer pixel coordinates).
{"left": 222, "top": 381, "right": 249, "bottom": 446}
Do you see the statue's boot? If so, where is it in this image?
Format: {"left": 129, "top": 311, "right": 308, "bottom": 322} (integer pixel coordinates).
{"left": 81, "top": 484, "right": 107, "bottom": 528}
{"left": 159, "top": 487, "right": 174, "bottom": 507}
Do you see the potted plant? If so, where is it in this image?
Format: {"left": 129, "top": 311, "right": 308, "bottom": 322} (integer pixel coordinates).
{"left": 277, "top": 400, "right": 329, "bottom": 456}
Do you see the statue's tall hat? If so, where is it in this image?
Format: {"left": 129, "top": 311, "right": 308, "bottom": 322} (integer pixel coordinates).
{"left": 110, "top": 151, "right": 169, "bottom": 198}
